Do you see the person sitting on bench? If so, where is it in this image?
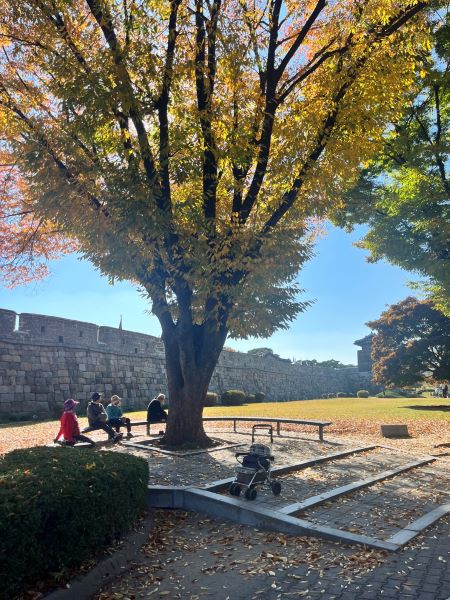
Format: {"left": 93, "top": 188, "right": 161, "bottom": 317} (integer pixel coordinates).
{"left": 106, "top": 395, "right": 132, "bottom": 438}
{"left": 87, "top": 392, "right": 121, "bottom": 443}
{"left": 147, "top": 393, "right": 168, "bottom": 424}
{"left": 54, "top": 398, "right": 95, "bottom": 446}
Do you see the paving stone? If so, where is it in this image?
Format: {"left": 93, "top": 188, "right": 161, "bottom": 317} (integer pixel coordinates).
{"left": 88, "top": 431, "right": 450, "bottom": 600}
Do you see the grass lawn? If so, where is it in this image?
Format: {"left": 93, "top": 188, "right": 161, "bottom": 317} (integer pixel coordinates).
{"left": 128, "top": 396, "right": 450, "bottom": 423}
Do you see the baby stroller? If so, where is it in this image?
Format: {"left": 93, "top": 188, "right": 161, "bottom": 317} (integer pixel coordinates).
{"left": 229, "top": 442, "right": 282, "bottom": 501}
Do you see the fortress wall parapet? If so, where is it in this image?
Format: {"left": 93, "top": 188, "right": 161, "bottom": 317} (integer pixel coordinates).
{"left": 97, "top": 326, "right": 164, "bottom": 355}
{"left": 19, "top": 313, "right": 99, "bottom": 347}
{"left": 0, "top": 309, "right": 16, "bottom": 336}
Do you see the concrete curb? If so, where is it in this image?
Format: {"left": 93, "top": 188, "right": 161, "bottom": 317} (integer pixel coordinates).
{"left": 44, "top": 513, "right": 154, "bottom": 600}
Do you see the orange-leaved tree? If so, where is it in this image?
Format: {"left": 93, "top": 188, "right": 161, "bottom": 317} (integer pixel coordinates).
{"left": 0, "top": 0, "right": 432, "bottom": 445}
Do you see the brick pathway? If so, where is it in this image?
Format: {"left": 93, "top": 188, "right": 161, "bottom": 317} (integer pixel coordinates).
{"left": 95, "top": 429, "right": 450, "bottom": 600}
{"left": 95, "top": 510, "right": 450, "bottom": 600}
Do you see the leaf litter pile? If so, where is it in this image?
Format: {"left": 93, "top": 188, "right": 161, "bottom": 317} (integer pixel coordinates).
{"left": 95, "top": 510, "right": 390, "bottom": 600}
{"left": 2, "top": 418, "right": 449, "bottom": 598}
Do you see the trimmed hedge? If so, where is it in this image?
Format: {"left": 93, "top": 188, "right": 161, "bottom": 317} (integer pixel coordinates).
{"left": 204, "top": 392, "right": 219, "bottom": 407}
{"left": 336, "top": 392, "right": 346, "bottom": 398}
{"left": 245, "top": 394, "right": 256, "bottom": 403}
{"left": 357, "top": 389, "right": 370, "bottom": 398}
{"left": 221, "top": 390, "right": 246, "bottom": 406}
{"left": 0, "top": 447, "right": 148, "bottom": 599}
{"left": 254, "top": 392, "right": 266, "bottom": 403}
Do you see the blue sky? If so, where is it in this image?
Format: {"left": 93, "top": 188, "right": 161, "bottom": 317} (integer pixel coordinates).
{"left": 1, "top": 224, "right": 418, "bottom": 364}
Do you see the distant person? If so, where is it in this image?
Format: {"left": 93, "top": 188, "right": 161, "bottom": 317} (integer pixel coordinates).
{"left": 87, "top": 392, "right": 121, "bottom": 442}
{"left": 54, "top": 399, "right": 95, "bottom": 446}
{"left": 106, "top": 395, "right": 133, "bottom": 438}
{"left": 444, "top": 384, "right": 448, "bottom": 399}
{"left": 147, "top": 393, "right": 168, "bottom": 423}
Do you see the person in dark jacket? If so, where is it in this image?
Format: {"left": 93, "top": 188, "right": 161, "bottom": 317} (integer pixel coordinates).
{"left": 87, "top": 392, "right": 121, "bottom": 442}
{"left": 147, "top": 393, "right": 168, "bottom": 423}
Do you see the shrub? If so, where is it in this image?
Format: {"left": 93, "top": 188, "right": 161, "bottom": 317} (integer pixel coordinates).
{"left": 204, "top": 392, "right": 219, "bottom": 407}
{"left": 357, "top": 390, "right": 370, "bottom": 398}
{"left": 2, "top": 413, "right": 34, "bottom": 423}
{"left": 254, "top": 392, "right": 266, "bottom": 403}
{"left": 336, "top": 392, "right": 346, "bottom": 398}
{"left": 375, "top": 390, "right": 395, "bottom": 398}
{"left": 321, "top": 394, "right": 328, "bottom": 399}
{"left": 327, "top": 393, "right": 335, "bottom": 398}
{"left": 245, "top": 394, "right": 256, "bottom": 403}
{"left": 0, "top": 447, "right": 148, "bottom": 599}
{"left": 221, "top": 390, "right": 246, "bottom": 406}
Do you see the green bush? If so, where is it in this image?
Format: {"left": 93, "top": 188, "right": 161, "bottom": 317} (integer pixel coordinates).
{"left": 327, "top": 393, "right": 335, "bottom": 398}
{"left": 375, "top": 390, "right": 395, "bottom": 398}
{"left": 357, "top": 389, "right": 370, "bottom": 398}
{"left": 254, "top": 392, "right": 266, "bottom": 403}
{"left": 245, "top": 394, "right": 256, "bottom": 403}
{"left": 221, "top": 390, "right": 246, "bottom": 406}
{"left": 1, "top": 413, "right": 34, "bottom": 423}
{"left": 0, "top": 447, "right": 148, "bottom": 599}
{"left": 336, "top": 392, "right": 346, "bottom": 398}
{"left": 377, "top": 388, "right": 420, "bottom": 398}
{"left": 203, "top": 392, "right": 219, "bottom": 407}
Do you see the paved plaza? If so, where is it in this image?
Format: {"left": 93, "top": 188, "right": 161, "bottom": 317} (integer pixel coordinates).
{"left": 93, "top": 427, "right": 450, "bottom": 600}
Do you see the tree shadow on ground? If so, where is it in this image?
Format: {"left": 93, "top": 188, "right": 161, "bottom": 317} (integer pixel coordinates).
{"left": 405, "top": 404, "right": 450, "bottom": 412}
{"left": 223, "top": 429, "right": 344, "bottom": 447}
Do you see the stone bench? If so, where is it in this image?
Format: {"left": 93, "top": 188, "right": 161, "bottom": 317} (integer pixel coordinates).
{"left": 202, "top": 416, "right": 332, "bottom": 441}
{"left": 380, "top": 424, "right": 410, "bottom": 438}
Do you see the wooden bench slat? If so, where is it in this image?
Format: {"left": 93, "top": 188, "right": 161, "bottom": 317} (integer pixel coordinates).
{"left": 201, "top": 416, "right": 332, "bottom": 441}
{"left": 89, "top": 416, "right": 331, "bottom": 441}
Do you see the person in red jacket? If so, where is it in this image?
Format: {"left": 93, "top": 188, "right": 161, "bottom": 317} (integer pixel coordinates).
{"left": 54, "top": 399, "right": 95, "bottom": 446}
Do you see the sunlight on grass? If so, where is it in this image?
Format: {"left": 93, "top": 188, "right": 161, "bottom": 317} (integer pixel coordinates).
{"left": 129, "top": 397, "right": 450, "bottom": 423}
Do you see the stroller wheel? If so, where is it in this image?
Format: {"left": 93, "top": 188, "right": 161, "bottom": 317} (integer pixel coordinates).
{"left": 271, "top": 481, "right": 282, "bottom": 496}
{"left": 229, "top": 483, "right": 241, "bottom": 496}
{"left": 245, "top": 486, "right": 257, "bottom": 501}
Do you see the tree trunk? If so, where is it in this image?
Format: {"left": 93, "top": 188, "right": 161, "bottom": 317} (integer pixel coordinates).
{"left": 160, "top": 316, "right": 227, "bottom": 448}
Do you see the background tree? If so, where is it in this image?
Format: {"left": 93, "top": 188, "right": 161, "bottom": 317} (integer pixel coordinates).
{"left": 247, "top": 347, "right": 279, "bottom": 357}
{"left": 0, "top": 0, "right": 431, "bottom": 445}
{"left": 368, "top": 296, "right": 450, "bottom": 386}
{"left": 295, "top": 358, "right": 353, "bottom": 367}
{"left": 333, "top": 10, "right": 450, "bottom": 315}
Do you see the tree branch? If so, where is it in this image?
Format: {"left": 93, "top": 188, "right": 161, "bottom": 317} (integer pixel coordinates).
{"left": 0, "top": 94, "right": 106, "bottom": 215}
{"left": 85, "top": 0, "right": 165, "bottom": 210}
{"left": 195, "top": 0, "right": 221, "bottom": 222}
{"left": 275, "top": 0, "right": 326, "bottom": 79}
{"left": 238, "top": 0, "right": 282, "bottom": 223}
{"left": 158, "top": 0, "right": 182, "bottom": 209}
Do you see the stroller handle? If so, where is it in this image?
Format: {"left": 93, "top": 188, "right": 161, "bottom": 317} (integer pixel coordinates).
{"left": 235, "top": 451, "right": 275, "bottom": 460}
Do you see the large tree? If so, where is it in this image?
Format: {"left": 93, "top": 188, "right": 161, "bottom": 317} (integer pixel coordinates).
{"left": 0, "top": 0, "right": 431, "bottom": 445}
{"left": 368, "top": 296, "right": 450, "bottom": 386}
{"left": 333, "top": 10, "right": 450, "bottom": 315}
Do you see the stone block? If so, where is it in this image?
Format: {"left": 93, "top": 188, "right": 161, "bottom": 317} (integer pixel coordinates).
{"left": 0, "top": 393, "right": 14, "bottom": 403}
{"left": 380, "top": 424, "right": 410, "bottom": 438}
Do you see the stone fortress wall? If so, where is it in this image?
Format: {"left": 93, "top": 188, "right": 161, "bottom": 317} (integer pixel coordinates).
{"left": 0, "top": 308, "right": 373, "bottom": 418}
